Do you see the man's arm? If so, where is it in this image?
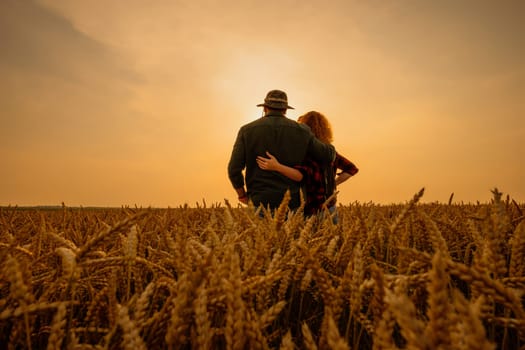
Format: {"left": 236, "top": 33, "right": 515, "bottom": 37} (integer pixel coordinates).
{"left": 227, "top": 129, "right": 247, "bottom": 200}
{"left": 307, "top": 135, "right": 336, "bottom": 165}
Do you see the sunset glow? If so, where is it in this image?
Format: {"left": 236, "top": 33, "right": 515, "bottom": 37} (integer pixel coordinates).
{"left": 1, "top": 0, "right": 523, "bottom": 206}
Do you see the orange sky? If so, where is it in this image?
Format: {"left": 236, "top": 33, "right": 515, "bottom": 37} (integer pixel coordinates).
{"left": 1, "top": 0, "right": 524, "bottom": 206}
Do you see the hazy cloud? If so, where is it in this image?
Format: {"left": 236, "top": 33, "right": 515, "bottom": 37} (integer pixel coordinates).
{"left": 0, "top": 0, "right": 143, "bottom": 154}
{"left": 1, "top": 0, "right": 523, "bottom": 205}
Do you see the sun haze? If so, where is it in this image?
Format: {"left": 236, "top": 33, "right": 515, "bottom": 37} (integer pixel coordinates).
{"left": 1, "top": 0, "right": 523, "bottom": 206}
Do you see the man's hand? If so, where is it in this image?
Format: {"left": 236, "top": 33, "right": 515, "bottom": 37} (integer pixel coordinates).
{"left": 235, "top": 187, "right": 248, "bottom": 204}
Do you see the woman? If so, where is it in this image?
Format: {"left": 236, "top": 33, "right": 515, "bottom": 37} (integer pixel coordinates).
{"left": 256, "top": 111, "right": 358, "bottom": 222}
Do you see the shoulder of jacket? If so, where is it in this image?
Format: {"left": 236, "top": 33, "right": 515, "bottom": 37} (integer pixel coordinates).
{"left": 297, "top": 123, "right": 313, "bottom": 133}
{"left": 240, "top": 118, "right": 264, "bottom": 130}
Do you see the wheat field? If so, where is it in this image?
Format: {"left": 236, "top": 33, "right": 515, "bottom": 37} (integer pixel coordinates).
{"left": 0, "top": 188, "right": 524, "bottom": 349}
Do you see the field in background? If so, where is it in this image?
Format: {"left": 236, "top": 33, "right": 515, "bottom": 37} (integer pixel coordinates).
{"left": 0, "top": 189, "right": 524, "bottom": 349}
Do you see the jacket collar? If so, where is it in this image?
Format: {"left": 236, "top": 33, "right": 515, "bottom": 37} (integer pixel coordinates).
{"left": 264, "top": 111, "right": 286, "bottom": 118}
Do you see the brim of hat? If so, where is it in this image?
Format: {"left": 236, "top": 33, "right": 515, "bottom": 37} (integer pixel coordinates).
{"left": 256, "top": 103, "right": 294, "bottom": 109}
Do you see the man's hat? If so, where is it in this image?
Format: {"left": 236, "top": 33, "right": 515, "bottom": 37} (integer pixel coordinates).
{"left": 257, "top": 90, "right": 294, "bottom": 110}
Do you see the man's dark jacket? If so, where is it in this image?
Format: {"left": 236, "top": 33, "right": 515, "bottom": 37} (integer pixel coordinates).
{"left": 228, "top": 111, "right": 335, "bottom": 209}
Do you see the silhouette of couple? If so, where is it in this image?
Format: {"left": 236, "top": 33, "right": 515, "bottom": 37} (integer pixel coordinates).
{"left": 228, "top": 90, "right": 358, "bottom": 222}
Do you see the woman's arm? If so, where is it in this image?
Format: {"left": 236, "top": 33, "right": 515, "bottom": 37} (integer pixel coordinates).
{"left": 335, "top": 172, "right": 352, "bottom": 186}
{"left": 256, "top": 151, "right": 303, "bottom": 182}
{"left": 333, "top": 152, "right": 358, "bottom": 186}
{"left": 334, "top": 152, "right": 358, "bottom": 186}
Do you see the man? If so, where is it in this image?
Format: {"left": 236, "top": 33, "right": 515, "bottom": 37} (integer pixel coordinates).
{"left": 228, "top": 90, "right": 335, "bottom": 210}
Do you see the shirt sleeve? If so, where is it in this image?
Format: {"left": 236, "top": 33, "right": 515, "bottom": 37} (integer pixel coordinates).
{"left": 294, "top": 165, "right": 312, "bottom": 180}
{"left": 227, "top": 128, "right": 246, "bottom": 189}
{"left": 304, "top": 129, "right": 336, "bottom": 165}
{"left": 334, "top": 152, "right": 359, "bottom": 175}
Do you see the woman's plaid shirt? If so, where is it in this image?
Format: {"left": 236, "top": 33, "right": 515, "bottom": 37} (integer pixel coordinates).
{"left": 296, "top": 152, "right": 358, "bottom": 216}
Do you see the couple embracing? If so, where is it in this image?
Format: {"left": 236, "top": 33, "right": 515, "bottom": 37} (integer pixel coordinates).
{"left": 227, "top": 90, "right": 358, "bottom": 223}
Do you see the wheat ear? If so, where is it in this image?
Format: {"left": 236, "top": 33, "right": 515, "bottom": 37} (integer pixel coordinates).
{"left": 117, "top": 304, "right": 147, "bottom": 350}
{"left": 301, "top": 322, "right": 319, "bottom": 350}
{"left": 274, "top": 189, "right": 291, "bottom": 231}
{"left": 279, "top": 329, "right": 295, "bottom": 350}
{"left": 46, "top": 303, "right": 67, "bottom": 350}
{"left": 424, "top": 252, "right": 452, "bottom": 350}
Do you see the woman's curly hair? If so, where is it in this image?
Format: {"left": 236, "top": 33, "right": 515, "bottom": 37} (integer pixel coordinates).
{"left": 298, "top": 111, "right": 333, "bottom": 144}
